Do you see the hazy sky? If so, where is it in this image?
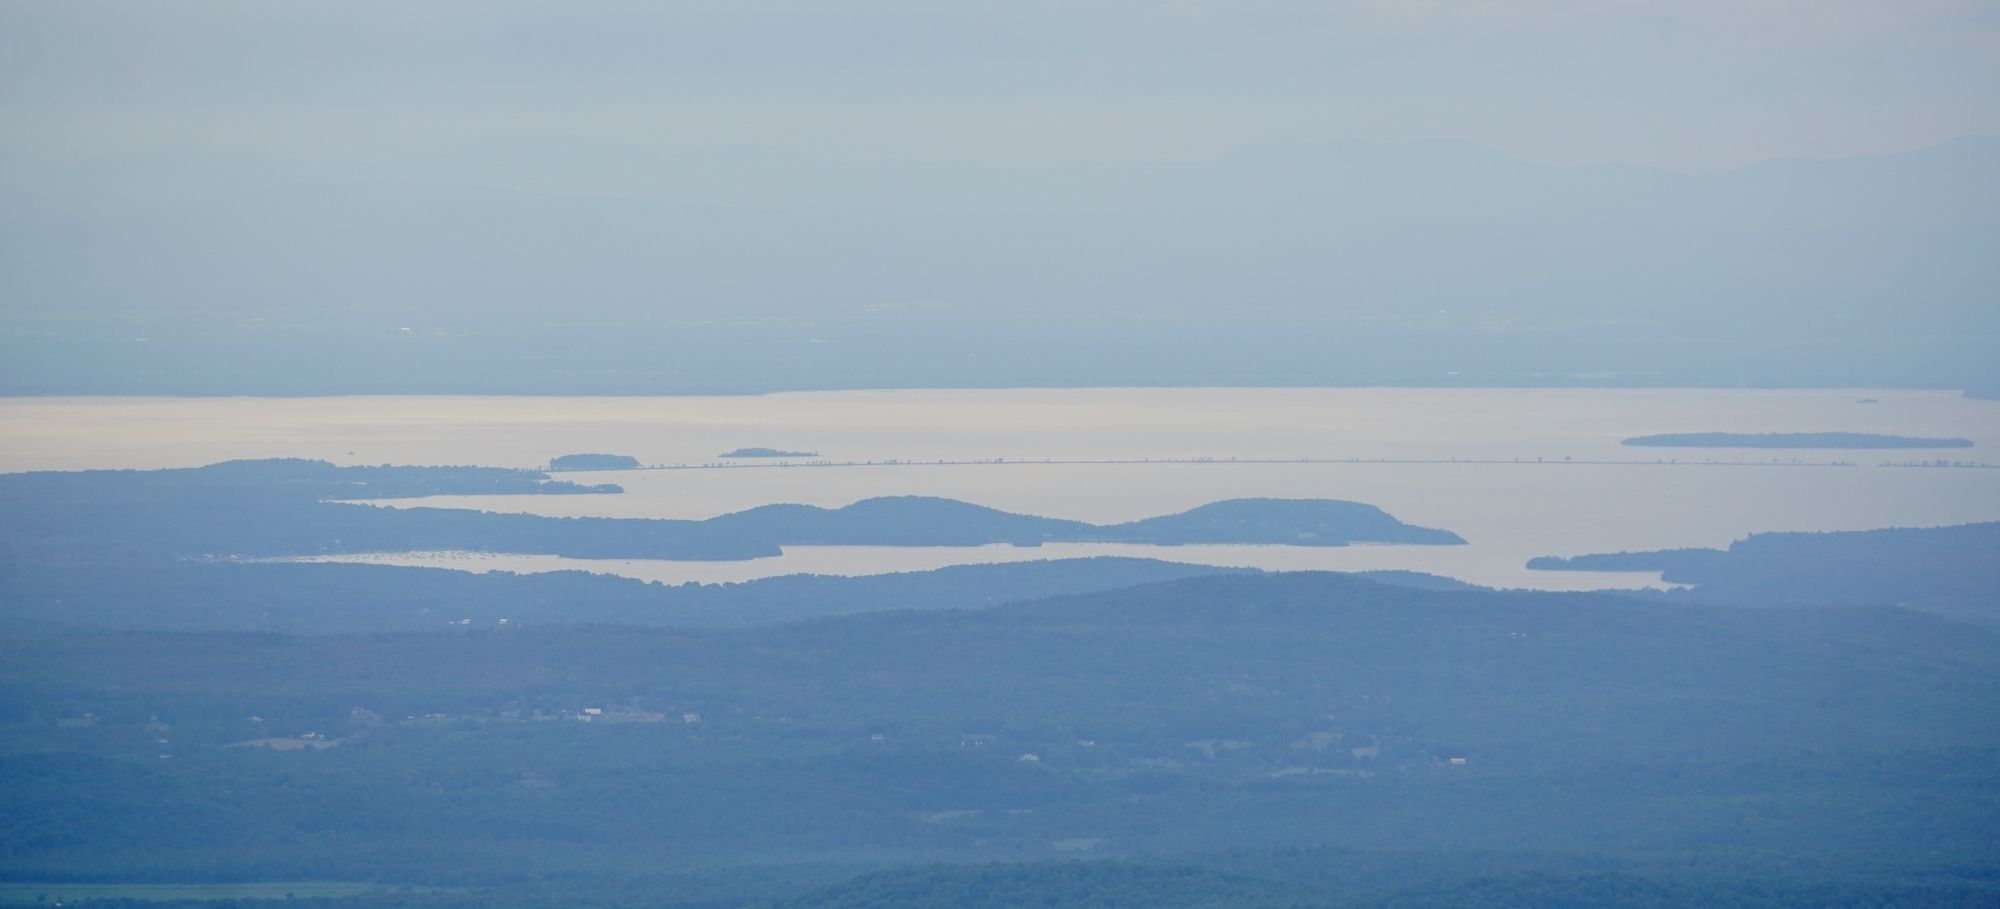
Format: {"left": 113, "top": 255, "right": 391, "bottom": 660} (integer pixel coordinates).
{"left": 3, "top": 0, "right": 1997, "bottom": 171}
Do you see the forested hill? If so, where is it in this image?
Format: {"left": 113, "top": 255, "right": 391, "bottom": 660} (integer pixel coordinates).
{"left": 1104, "top": 498, "right": 1462, "bottom": 545}
{"left": 1528, "top": 522, "right": 2000, "bottom": 619}
{"left": 0, "top": 558, "right": 1257, "bottom": 633}
{"left": 0, "top": 459, "right": 1462, "bottom": 564}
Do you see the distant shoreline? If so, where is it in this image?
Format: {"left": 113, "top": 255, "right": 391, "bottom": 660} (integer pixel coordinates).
{"left": 613, "top": 455, "right": 1865, "bottom": 471}
{"left": 1623, "top": 432, "right": 1971, "bottom": 449}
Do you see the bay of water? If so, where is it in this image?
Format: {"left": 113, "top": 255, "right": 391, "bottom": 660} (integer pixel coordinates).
{"left": 6, "top": 388, "right": 1996, "bottom": 590}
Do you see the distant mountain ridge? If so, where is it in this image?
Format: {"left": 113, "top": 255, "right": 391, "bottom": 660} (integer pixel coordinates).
{"left": 0, "top": 557, "right": 1254, "bottom": 633}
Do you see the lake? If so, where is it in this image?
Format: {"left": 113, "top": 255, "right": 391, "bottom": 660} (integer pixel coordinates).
{"left": 6, "top": 388, "right": 1996, "bottom": 590}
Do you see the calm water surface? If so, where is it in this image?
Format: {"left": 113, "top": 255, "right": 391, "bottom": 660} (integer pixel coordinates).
{"left": 6, "top": 388, "right": 1996, "bottom": 590}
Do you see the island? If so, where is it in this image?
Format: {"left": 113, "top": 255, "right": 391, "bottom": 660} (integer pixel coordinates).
{"left": 1621, "top": 432, "right": 1971, "bottom": 449}
{"left": 719, "top": 447, "right": 820, "bottom": 458}
{"left": 0, "top": 459, "right": 1464, "bottom": 566}
{"left": 549, "top": 453, "right": 643, "bottom": 470}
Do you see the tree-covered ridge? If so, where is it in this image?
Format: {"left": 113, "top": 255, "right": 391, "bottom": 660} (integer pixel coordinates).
{"left": 1102, "top": 499, "right": 1461, "bottom": 546}
{"left": 0, "top": 558, "right": 1260, "bottom": 633}
{"left": 0, "top": 460, "right": 1463, "bottom": 565}
{"left": 1621, "top": 432, "right": 1972, "bottom": 448}
{"left": 1527, "top": 522, "right": 2000, "bottom": 619}
{"left": 0, "top": 554, "right": 1485, "bottom": 636}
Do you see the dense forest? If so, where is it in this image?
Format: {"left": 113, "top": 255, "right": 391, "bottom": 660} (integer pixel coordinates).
{"left": 1528, "top": 522, "right": 2000, "bottom": 622}
{"left": 5, "top": 572, "right": 1998, "bottom": 905}
{"left": 0, "top": 558, "right": 1260, "bottom": 633}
